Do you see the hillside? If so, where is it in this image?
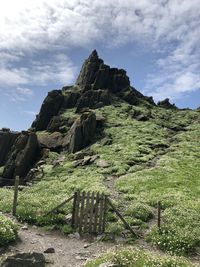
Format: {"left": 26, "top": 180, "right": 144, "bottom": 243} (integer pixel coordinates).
{"left": 0, "top": 50, "right": 200, "bottom": 266}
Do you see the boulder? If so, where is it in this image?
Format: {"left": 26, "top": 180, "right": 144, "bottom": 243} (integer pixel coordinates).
{"left": 1, "top": 131, "right": 40, "bottom": 185}
{"left": 67, "top": 111, "right": 97, "bottom": 153}
{"left": 157, "top": 98, "right": 177, "bottom": 109}
{"left": 1, "top": 252, "right": 45, "bottom": 267}
{"left": 31, "top": 90, "right": 64, "bottom": 131}
{"left": 37, "top": 132, "right": 64, "bottom": 152}
{"left": 0, "top": 129, "right": 20, "bottom": 166}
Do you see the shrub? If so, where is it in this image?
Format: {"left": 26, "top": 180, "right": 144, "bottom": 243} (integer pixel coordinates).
{"left": 0, "top": 214, "right": 18, "bottom": 246}
{"left": 85, "top": 247, "right": 195, "bottom": 267}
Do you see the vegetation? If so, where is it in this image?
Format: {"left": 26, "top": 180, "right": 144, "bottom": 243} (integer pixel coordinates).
{"left": 0, "top": 214, "right": 18, "bottom": 246}
{"left": 85, "top": 248, "right": 195, "bottom": 267}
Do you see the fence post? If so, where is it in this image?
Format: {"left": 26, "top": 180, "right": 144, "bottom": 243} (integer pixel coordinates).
{"left": 157, "top": 201, "right": 161, "bottom": 230}
{"left": 12, "top": 176, "right": 20, "bottom": 216}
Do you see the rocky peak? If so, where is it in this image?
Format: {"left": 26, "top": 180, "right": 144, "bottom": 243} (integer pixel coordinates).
{"left": 76, "top": 49, "right": 130, "bottom": 93}
{"left": 88, "top": 49, "right": 99, "bottom": 60}
{"left": 157, "top": 98, "right": 177, "bottom": 109}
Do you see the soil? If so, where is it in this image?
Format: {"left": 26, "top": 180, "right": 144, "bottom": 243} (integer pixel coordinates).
{"left": 0, "top": 225, "right": 114, "bottom": 267}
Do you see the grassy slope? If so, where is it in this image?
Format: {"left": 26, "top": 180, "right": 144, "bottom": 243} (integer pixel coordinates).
{"left": 0, "top": 102, "right": 199, "bottom": 262}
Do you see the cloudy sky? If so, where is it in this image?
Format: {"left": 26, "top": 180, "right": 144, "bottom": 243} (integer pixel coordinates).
{"left": 0, "top": 0, "right": 200, "bottom": 130}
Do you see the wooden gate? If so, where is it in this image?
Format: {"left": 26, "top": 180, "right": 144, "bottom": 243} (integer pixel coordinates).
{"left": 45, "top": 190, "right": 137, "bottom": 237}
{"left": 71, "top": 191, "right": 107, "bottom": 233}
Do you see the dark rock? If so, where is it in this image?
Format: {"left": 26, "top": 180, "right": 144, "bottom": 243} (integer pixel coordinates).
{"left": 43, "top": 248, "right": 55, "bottom": 254}
{"left": 67, "top": 111, "right": 97, "bottom": 153}
{"left": 76, "top": 50, "right": 104, "bottom": 88}
{"left": 157, "top": 98, "right": 177, "bottom": 109}
{"left": 0, "top": 129, "right": 20, "bottom": 166}
{"left": 47, "top": 115, "right": 75, "bottom": 133}
{"left": 31, "top": 90, "right": 64, "bottom": 131}
{"left": 1, "top": 252, "right": 45, "bottom": 267}
{"left": 76, "top": 90, "right": 111, "bottom": 113}
{"left": 62, "top": 90, "right": 81, "bottom": 109}
{"left": 1, "top": 132, "right": 40, "bottom": 185}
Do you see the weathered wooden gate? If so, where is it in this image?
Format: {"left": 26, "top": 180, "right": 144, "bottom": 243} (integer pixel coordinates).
{"left": 46, "top": 190, "right": 137, "bottom": 237}
{"left": 72, "top": 191, "right": 107, "bottom": 233}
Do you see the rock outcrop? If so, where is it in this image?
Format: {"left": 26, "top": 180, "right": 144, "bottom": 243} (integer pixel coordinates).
{"left": 1, "top": 252, "right": 45, "bottom": 267}
{"left": 0, "top": 129, "right": 20, "bottom": 166}
{"left": 1, "top": 131, "right": 40, "bottom": 185}
{"left": 31, "top": 90, "right": 64, "bottom": 131}
{"left": 157, "top": 98, "right": 177, "bottom": 109}
{"left": 67, "top": 111, "right": 97, "bottom": 153}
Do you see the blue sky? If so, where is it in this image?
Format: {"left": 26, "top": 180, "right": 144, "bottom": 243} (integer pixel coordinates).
{"left": 0, "top": 0, "right": 200, "bottom": 131}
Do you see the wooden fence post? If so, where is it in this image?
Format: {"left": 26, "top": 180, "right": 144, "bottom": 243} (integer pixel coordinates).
{"left": 12, "top": 176, "right": 19, "bottom": 216}
{"left": 157, "top": 201, "right": 161, "bottom": 230}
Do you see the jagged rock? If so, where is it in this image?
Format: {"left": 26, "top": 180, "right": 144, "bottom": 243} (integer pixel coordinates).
{"left": 67, "top": 111, "right": 97, "bottom": 153}
{"left": 62, "top": 89, "right": 81, "bottom": 109}
{"left": 76, "top": 50, "right": 130, "bottom": 93}
{"left": 1, "top": 132, "right": 40, "bottom": 185}
{"left": 0, "top": 129, "right": 20, "bottom": 166}
{"left": 47, "top": 116, "right": 73, "bottom": 133}
{"left": 37, "top": 132, "right": 64, "bottom": 152}
{"left": 72, "top": 155, "right": 99, "bottom": 167}
{"left": 157, "top": 98, "right": 177, "bottom": 109}
{"left": 1, "top": 252, "right": 45, "bottom": 267}
{"left": 76, "top": 89, "right": 111, "bottom": 112}
{"left": 31, "top": 90, "right": 64, "bottom": 131}
{"left": 76, "top": 50, "right": 104, "bottom": 88}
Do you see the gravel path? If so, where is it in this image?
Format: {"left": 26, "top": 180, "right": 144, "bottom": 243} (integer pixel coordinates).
{"left": 1, "top": 226, "right": 114, "bottom": 267}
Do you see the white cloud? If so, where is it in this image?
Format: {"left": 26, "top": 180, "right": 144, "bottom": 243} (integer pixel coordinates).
{"left": 0, "top": 54, "right": 76, "bottom": 88}
{"left": 4, "top": 87, "right": 34, "bottom": 102}
{"left": 0, "top": 0, "right": 199, "bottom": 101}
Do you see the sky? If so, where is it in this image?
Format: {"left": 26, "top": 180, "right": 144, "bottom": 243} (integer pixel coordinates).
{"left": 0, "top": 0, "right": 200, "bottom": 131}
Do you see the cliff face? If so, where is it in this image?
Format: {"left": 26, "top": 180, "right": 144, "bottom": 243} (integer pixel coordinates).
{"left": 0, "top": 129, "right": 20, "bottom": 167}
{"left": 0, "top": 50, "right": 177, "bottom": 185}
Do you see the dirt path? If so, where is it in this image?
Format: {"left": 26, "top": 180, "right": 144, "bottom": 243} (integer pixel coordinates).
{"left": 1, "top": 226, "right": 114, "bottom": 267}
{"left": 1, "top": 224, "right": 199, "bottom": 267}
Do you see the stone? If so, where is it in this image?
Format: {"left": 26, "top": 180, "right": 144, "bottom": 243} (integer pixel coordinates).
{"left": 100, "top": 137, "right": 112, "bottom": 146}
{"left": 37, "top": 132, "right": 64, "bottom": 152}
{"left": 76, "top": 89, "right": 111, "bottom": 113}
{"left": 157, "top": 98, "right": 178, "bottom": 109}
{"left": 0, "top": 129, "right": 20, "bottom": 167}
{"left": 43, "top": 247, "right": 55, "bottom": 254}
{"left": 74, "top": 232, "right": 80, "bottom": 239}
{"left": 62, "top": 89, "right": 81, "bottom": 109}
{"left": 31, "top": 90, "right": 64, "bottom": 131}
{"left": 76, "top": 50, "right": 104, "bottom": 88}
{"left": 96, "top": 159, "right": 110, "bottom": 168}
{"left": 67, "top": 111, "right": 96, "bottom": 153}
{"left": 1, "top": 132, "right": 40, "bottom": 185}
{"left": 1, "top": 252, "right": 45, "bottom": 267}
{"left": 21, "top": 225, "right": 28, "bottom": 230}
